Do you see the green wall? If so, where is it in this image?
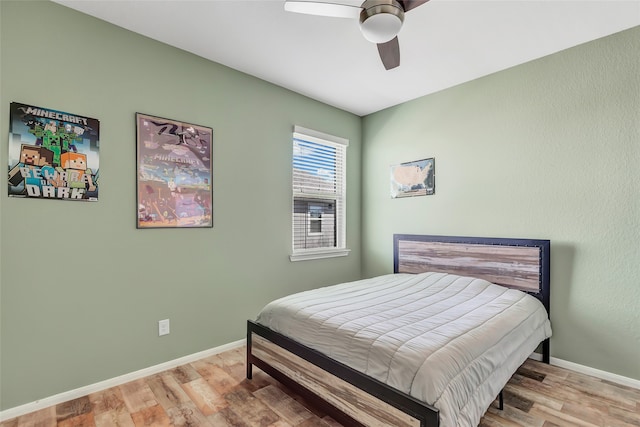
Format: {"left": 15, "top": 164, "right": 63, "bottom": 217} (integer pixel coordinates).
{"left": 1, "top": 0, "right": 639, "bottom": 413}
{"left": 362, "top": 27, "right": 639, "bottom": 380}
{"left": 0, "top": 1, "right": 361, "bottom": 409}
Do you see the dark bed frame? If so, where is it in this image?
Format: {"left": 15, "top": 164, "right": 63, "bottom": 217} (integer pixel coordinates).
{"left": 247, "top": 234, "right": 551, "bottom": 427}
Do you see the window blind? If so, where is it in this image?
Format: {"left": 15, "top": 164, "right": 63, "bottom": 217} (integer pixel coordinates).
{"left": 291, "top": 126, "right": 347, "bottom": 255}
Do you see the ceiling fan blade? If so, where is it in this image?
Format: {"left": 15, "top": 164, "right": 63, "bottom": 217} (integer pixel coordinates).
{"left": 284, "top": 1, "right": 361, "bottom": 19}
{"left": 398, "top": 0, "right": 430, "bottom": 12}
{"left": 377, "top": 36, "right": 400, "bottom": 70}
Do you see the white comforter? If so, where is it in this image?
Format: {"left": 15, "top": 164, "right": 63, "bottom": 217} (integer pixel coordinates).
{"left": 256, "top": 272, "right": 552, "bottom": 427}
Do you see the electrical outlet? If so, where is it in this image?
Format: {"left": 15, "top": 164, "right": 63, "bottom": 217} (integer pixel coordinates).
{"left": 158, "top": 319, "right": 170, "bottom": 336}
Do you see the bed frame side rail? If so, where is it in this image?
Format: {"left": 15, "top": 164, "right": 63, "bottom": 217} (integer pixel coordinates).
{"left": 247, "top": 320, "right": 440, "bottom": 427}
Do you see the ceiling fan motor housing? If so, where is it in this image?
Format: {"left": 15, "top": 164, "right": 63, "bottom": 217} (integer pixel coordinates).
{"left": 359, "top": 0, "right": 405, "bottom": 44}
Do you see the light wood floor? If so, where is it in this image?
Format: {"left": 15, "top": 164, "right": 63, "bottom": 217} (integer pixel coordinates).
{"left": 2, "top": 346, "right": 639, "bottom": 427}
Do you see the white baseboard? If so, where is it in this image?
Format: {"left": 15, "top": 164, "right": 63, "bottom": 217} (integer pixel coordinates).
{"left": 0, "top": 339, "right": 245, "bottom": 422}
{"left": 549, "top": 357, "right": 640, "bottom": 389}
{"left": 2, "top": 343, "right": 637, "bottom": 422}
{"left": 529, "top": 352, "right": 640, "bottom": 389}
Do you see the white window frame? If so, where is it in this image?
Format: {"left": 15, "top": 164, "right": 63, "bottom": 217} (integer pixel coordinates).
{"left": 307, "top": 204, "right": 324, "bottom": 236}
{"left": 290, "top": 125, "right": 350, "bottom": 261}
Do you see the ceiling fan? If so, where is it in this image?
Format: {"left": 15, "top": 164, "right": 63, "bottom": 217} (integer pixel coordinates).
{"left": 284, "top": 0, "right": 430, "bottom": 70}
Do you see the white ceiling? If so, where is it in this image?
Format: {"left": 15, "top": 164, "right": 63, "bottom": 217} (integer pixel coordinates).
{"left": 52, "top": 0, "right": 640, "bottom": 116}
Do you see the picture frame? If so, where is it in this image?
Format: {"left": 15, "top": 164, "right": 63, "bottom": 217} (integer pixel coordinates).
{"left": 136, "top": 113, "right": 213, "bottom": 228}
{"left": 390, "top": 157, "right": 435, "bottom": 198}
{"left": 8, "top": 102, "right": 100, "bottom": 201}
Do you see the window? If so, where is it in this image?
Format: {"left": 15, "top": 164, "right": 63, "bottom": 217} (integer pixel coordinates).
{"left": 307, "top": 204, "right": 325, "bottom": 235}
{"left": 290, "top": 126, "right": 349, "bottom": 261}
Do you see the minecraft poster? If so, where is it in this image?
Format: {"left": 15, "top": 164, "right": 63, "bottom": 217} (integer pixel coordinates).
{"left": 8, "top": 102, "right": 100, "bottom": 201}
{"left": 136, "top": 113, "right": 212, "bottom": 228}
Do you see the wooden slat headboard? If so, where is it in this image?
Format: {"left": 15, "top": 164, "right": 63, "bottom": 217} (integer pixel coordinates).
{"left": 393, "top": 234, "right": 550, "bottom": 312}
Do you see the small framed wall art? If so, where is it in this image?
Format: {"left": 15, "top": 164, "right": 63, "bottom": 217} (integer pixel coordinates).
{"left": 390, "top": 157, "right": 435, "bottom": 198}
{"left": 136, "top": 113, "right": 213, "bottom": 228}
{"left": 8, "top": 102, "right": 100, "bottom": 201}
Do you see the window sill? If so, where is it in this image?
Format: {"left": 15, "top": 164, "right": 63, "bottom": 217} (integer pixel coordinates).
{"left": 290, "top": 248, "right": 351, "bottom": 262}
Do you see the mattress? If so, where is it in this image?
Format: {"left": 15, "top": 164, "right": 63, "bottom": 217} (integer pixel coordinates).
{"left": 256, "top": 272, "right": 552, "bottom": 427}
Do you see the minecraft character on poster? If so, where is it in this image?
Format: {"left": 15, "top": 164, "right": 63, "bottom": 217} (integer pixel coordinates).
{"left": 32, "top": 120, "right": 63, "bottom": 167}
{"left": 30, "top": 120, "right": 83, "bottom": 167}
{"left": 55, "top": 152, "right": 96, "bottom": 192}
{"left": 8, "top": 144, "right": 56, "bottom": 193}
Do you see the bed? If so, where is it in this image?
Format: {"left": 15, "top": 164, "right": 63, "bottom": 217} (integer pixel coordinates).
{"left": 246, "top": 234, "right": 551, "bottom": 427}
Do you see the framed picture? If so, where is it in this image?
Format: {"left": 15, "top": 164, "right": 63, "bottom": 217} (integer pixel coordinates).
{"left": 390, "top": 157, "right": 435, "bottom": 198}
{"left": 8, "top": 102, "right": 100, "bottom": 201}
{"left": 136, "top": 113, "right": 213, "bottom": 228}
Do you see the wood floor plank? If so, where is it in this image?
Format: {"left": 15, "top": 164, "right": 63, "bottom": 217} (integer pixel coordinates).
{"left": 191, "top": 360, "right": 240, "bottom": 396}
{"left": 265, "top": 421, "right": 292, "bottom": 427}
{"left": 529, "top": 403, "right": 600, "bottom": 427}
{"left": 93, "top": 409, "right": 136, "bottom": 427}
{"left": 147, "top": 374, "right": 192, "bottom": 410}
{"left": 56, "top": 413, "right": 95, "bottom": 427}
{"left": 517, "top": 367, "right": 546, "bottom": 383}
{"left": 560, "top": 401, "right": 607, "bottom": 426}
{"left": 120, "top": 380, "right": 159, "bottom": 414}
{"left": 520, "top": 375, "right": 601, "bottom": 409}
{"left": 181, "top": 378, "right": 228, "bottom": 415}
{"left": 164, "top": 402, "right": 212, "bottom": 427}
{"left": 242, "top": 370, "right": 278, "bottom": 394}
{"left": 296, "top": 418, "right": 333, "bottom": 427}
{"left": 89, "top": 387, "right": 128, "bottom": 414}
{"left": 564, "top": 372, "right": 638, "bottom": 411}
{"left": 521, "top": 360, "right": 569, "bottom": 381}
{"left": 212, "top": 407, "right": 252, "bottom": 427}
{"left": 602, "top": 380, "right": 640, "bottom": 402}
{"left": 253, "top": 384, "right": 314, "bottom": 425}
{"left": 130, "top": 404, "right": 172, "bottom": 427}
{"left": 319, "top": 417, "right": 343, "bottom": 427}
{"left": 205, "top": 348, "right": 246, "bottom": 381}
{"left": 90, "top": 385, "right": 135, "bottom": 427}
{"left": 169, "top": 365, "right": 202, "bottom": 385}
{"left": 203, "top": 411, "right": 235, "bottom": 427}
{"left": 223, "top": 388, "right": 280, "bottom": 427}
{"left": 485, "top": 403, "right": 544, "bottom": 427}
{"left": 15, "top": 406, "right": 56, "bottom": 427}
{"left": 267, "top": 383, "right": 335, "bottom": 422}
{"left": 504, "top": 382, "right": 564, "bottom": 411}
{"left": 502, "top": 389, "right": 534, "bottom": 413}
{"left": 543, "top": 375, "right": 635, "bottom": 413}
{"left": 608, "top": 404, "right": 640, "bottom": 426}
{"left": 56, "top": 397, "right": 92, "bottom": 423}
{"left": 2, "top": 347, "right": 639, "bottom": 427}
{"left": 478, "top": 416, "right": 504, "bottom": 427}
{"left": 481, "top": 410, "right": 526, "bottom": 427}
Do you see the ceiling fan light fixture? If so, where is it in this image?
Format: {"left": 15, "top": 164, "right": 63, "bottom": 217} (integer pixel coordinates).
{"left": 359, "top": 0, "right": 404, "bottom": 44}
